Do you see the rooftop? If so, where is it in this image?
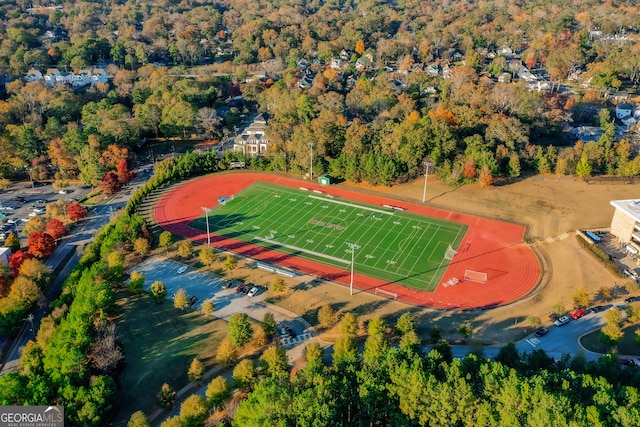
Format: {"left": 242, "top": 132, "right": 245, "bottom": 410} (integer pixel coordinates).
{"left": 610, "top": 199, "right": 640, "bottom": 221}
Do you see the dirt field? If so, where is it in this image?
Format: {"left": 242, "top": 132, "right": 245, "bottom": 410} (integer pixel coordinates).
{"left": 144, "top": 172, "right": 640, "bottom": 345}
{"left": 258, "top": 174, "right": 639, "bottom": 344}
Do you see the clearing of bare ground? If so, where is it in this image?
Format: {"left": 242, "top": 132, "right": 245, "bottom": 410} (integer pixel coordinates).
{"left": 260, "top": 174, "right": 639, "bottom": 344}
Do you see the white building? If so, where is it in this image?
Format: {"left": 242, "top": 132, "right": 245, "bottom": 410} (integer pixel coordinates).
{"left": 233, "top": 113, "right": 270, "bottom": 156}
{"left": 610, "top": 199, "right": 640, "bottom": 255}
{"left": 0, "top": 247, "right": 10, "bottom": 266}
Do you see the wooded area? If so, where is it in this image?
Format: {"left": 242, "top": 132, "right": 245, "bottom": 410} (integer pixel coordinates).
{"left": 0, "top": 0, "right": 639, "bottom": 187}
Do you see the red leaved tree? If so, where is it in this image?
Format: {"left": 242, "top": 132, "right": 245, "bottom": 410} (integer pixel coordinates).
{"left": 116, "top": 159, "right": 135, "bottom": 183}
{"left": 67, "top": 202, "right": 88, "bottom": 221}
{"left": 9, "top": 250, "right": 35, "bottom": 276}
{"left": 46, "top": 219, "right": 68, "bottom": 239}
{"left": 27, "top": 231, "right": 56, "bottom": 259}
{"left": 463, "top": 157, "right": 477, "bottom": 180}
{"left": 101, "top": 171, "right": 122, "bottom": 195}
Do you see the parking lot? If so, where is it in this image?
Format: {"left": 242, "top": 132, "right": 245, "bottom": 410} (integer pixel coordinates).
{"left": 0, "top": 182, "right": 89, "bottom": 244}
{"left": 131, "top": 257, "right": 312, "bottom": 346}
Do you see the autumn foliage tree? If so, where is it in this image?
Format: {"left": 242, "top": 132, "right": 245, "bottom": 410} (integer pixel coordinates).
{"left": 67, "top": 202, "right": 88, "bottom": 221}
{"left": 45, "top": 219, "right": 68, "bottom": 240}
{"left": 101, "top": 171, "right": 122, "bottom": 195}
{"left": 8, "top": 250, "right": 35, "bottom": 276}
{"left": 116, "top": 159, "right": 134, "bottom": 183}
{"left": 27, "top": 231, "right": 56, "bottom": 259}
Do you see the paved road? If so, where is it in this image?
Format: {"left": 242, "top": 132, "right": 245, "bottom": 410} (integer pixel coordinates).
{"left": 0, "top": 167, "right": 152, "bottom": 374}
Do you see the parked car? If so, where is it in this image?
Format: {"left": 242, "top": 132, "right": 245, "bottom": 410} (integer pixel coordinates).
{"left": 534, "top": 327, "right": 549, "bottom": 337}
{"left": 284, "top": 326, "right": 296, "bottom": 338}
{"left": 624, "top": 296, "right": 640, "bottom": 304}
{"left": 235, "top": 283, "right": 246, "bottom": 293}
{"left": 571, "top": 309, "right": 586, "bottom": 320}
{"left": 247, "top": 286, "right": 259, "bottom": 297}
{"left": 58, "top": 189, "right": 70, "bottom": 194}
{"left": 177, "top": 266, "right": 188, "bottom": 274}
{"left": 554, "top": 316, "right": 570, "bottom": 326}
{"left": 188, "top": 296, "right": 198, "bottom": 307}
{"left": 241, "top": 285, "right": 252, "bottom": 295}
{"left": 591, "top": 305, "right": 604, "bottom": 313}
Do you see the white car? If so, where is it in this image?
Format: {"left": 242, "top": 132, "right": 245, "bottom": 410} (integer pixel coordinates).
{"left": 58, "top": 189, "right": 69, "bottom": 194}
{"left": 28, "top": 212, "right": 38, "bottom": 217}
{"left": 7, "top": 218, "right": 17, "bottom": 223}
{"left": 247, "top": 286, "right": 259, "bottom": 297}
{"left": 32, "top": 208, "right": 44, "bottom": 213}
{"left": 177, "top": 266, "right": 188, "bottom": 274}
{"left": 554, "top": 316, "right": 570, "bottom": 327}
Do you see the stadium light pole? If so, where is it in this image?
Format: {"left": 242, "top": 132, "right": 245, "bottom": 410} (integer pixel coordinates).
{"left": 422, "top": 161, "right": 433, "bottom": 203}
{"left": 308, "top": 142, "right": 315, "bottom": 180}
{"left": 347, "top": 243, "right": 360, "bottom": 296}
{"left": 201, "top": 206, "right": 212, "bottom": 247}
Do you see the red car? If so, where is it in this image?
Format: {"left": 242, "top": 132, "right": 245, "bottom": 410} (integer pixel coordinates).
{"left": 571, "top": 308, "right": 586, "bottom": 319}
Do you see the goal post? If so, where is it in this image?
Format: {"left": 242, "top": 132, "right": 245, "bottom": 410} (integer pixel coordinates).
{"left": 464, "top": 270, "right": 488, "bottom": 284}
{"left": 375, "top": 288, "right": 398, "bottom": 300}
{"left": 444, "top": 244, "right": 457, "bottom": 261}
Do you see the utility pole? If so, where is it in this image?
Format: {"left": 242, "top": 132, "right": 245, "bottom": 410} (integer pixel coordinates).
{"left": 422, "top": 161, "right": 433, "bottom": 203}
{"left": 308, "top": 143, "right": 315, "bottom": 180}
{"left": 201, "top": 207, "right": 211, "bottom": 247}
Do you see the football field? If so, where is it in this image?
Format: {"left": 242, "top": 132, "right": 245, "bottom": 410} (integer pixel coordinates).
{"left": 189, "top": 182, "right": 468, "bottom": 291}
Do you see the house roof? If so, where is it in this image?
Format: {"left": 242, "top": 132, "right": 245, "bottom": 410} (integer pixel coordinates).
{"left": 611, "top": 199, "right": 640, "bottom": 222}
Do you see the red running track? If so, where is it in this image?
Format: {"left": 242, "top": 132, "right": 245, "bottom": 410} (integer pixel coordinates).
{"left": 154, "top": 173, "right": 541, "bottom": 309}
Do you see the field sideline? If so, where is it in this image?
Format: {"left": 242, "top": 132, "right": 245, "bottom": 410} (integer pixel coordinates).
{"left": 188, "top": 182, "right": 467, "bottom": 291}
{"left": 154, "top": 173, "right": 541, "bottom": 309}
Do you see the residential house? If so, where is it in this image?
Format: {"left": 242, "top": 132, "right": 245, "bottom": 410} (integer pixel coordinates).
{"left": 616, "top": 102, "right": 633, "bottom": 120}
{"left": 25, "top": 69, "right": 43, "bottom": 82}
{"left": 233, "top": 113, "right": 270, "bottom": 156}
{"left": 72, "top": 69, "right": 92, "bottom": 87}
{"left": 90, "top": 68, "right": 108, "bottom": 85}
{"left": 44, "top": 68, "right": 61, "bottom": 86}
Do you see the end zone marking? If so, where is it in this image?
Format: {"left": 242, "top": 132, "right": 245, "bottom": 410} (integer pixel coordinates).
{"left": 255, "top": 237, "right": 350, "bottom": 264}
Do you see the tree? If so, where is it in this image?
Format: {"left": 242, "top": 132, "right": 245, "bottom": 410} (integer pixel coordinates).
{"left": 462, "top": 157, "right": 477, "bottom": 180}
{"left": 5, "top": 233, "right": 20, "bottom": 252}
{"left": 216, "top": 337, "right": 237, "bottom": 367}
{"left": 150, "top": 280, "right": 167, "bottom": 302}
{"left": 206, "top": 376, "right": 230, "bottom": 410}
{"left": 253, "top": 326, "right": 268, "bottom": 347}
{"left": 157, "top": 383, "right": 176, "bottom": 409}
{"left": 602, "top": 308, "right": 624, "bottom": 343}
{"left": 318, "top": 304, "right": 338, "bottom": 328}
{"left": 116, "top": 159, "right": 134, "bottom": 183}
{"left": 45, "top": 219, "right": 68, "bottom": 240}
{"left": 262, "top": 312, "right": 276, "bottom": 338}
{"left": 107, "top": 250, "right": 125, "bottom": 269}
{"left": 222, "top": 254, "right": 237, "bottom": 271}
{"left": 127, "top": 411, "right": 150, "bottom": 427}
{"left": 27, "top": 231, "right": 56, "bottom": 258}
{"left": 228, "top": 313, "right": 253, "bottom": 347}
{"left": 396, "top": 312, "right": 416, "bottom": 335}
{"left": 67, "top": 202, "right": 88, "bottom": 221}
{"left": 101, "top": 171, "right": 122, "bottom": 195}
{"left": 173, "top": 288, "right": 189, "bottom": 311}
{"left": 270, "top": 277, "right": 285, "bottom": 293}
{"left": 158, "top": 231, "right": 174, "bottom": 253}
{"left": 340, "top": 312, "right": 358, "bottom": 337}
{"left": 575, "top": 154, "right": 592, "bottom": 177}
{"left": 303, "top": 342, "right": 323, "bottom": 366}
{"left": 134, "top": 238, "right": 150, "bottom": 256}
{"left": 22, "top": 216, "right": 46, "bottom": 236}
{"left": 478, "top": 165, "right": 493, "bottom": 187}
{"left": 128, "top": 271, "right": 145, "bottom": 294}
{"left": 18, "top": 258, "right": 50, "bottom": 286}
{"left": 573, "top": 287, "right": 591, "bottom": 308}
{"left": 8, "top": 250, "right": 34, "bottom": 276}
{"left": 457, "top": 321, "right": 473, "bottom": 341}
{"left": 199, "top": 246, "right": 215, "bottom": 266}
{"left": 233, "top": 358, "right": 256, "bottom": 390}
{"left": 178, "top": 240, "right": 193, "bottom": 259}
{"left": 260, "top": 346, "right": 288, "bottom": 378}
{"left": 180, "top": 394, "right": 209, "bottom": 427}
{"left": 187, "top": 357, "right": 205, "bottom": 383}
{"left": 201, "top": 299, "right": 215, "bottom": 316}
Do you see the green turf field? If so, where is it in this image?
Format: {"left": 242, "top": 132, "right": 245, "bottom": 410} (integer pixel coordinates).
{"left": 189, "top": 182, "right": 468, "bottom": 291}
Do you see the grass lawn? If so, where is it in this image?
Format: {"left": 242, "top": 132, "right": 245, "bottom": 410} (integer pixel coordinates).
{"left": 189, "top": 182, "right": 467, "bottom": 291}
{"left": 579, "top": 323, "right": 640, "bottom": 355}
{"left": 113, "top": 289, "right": 228, "bottom": 425}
